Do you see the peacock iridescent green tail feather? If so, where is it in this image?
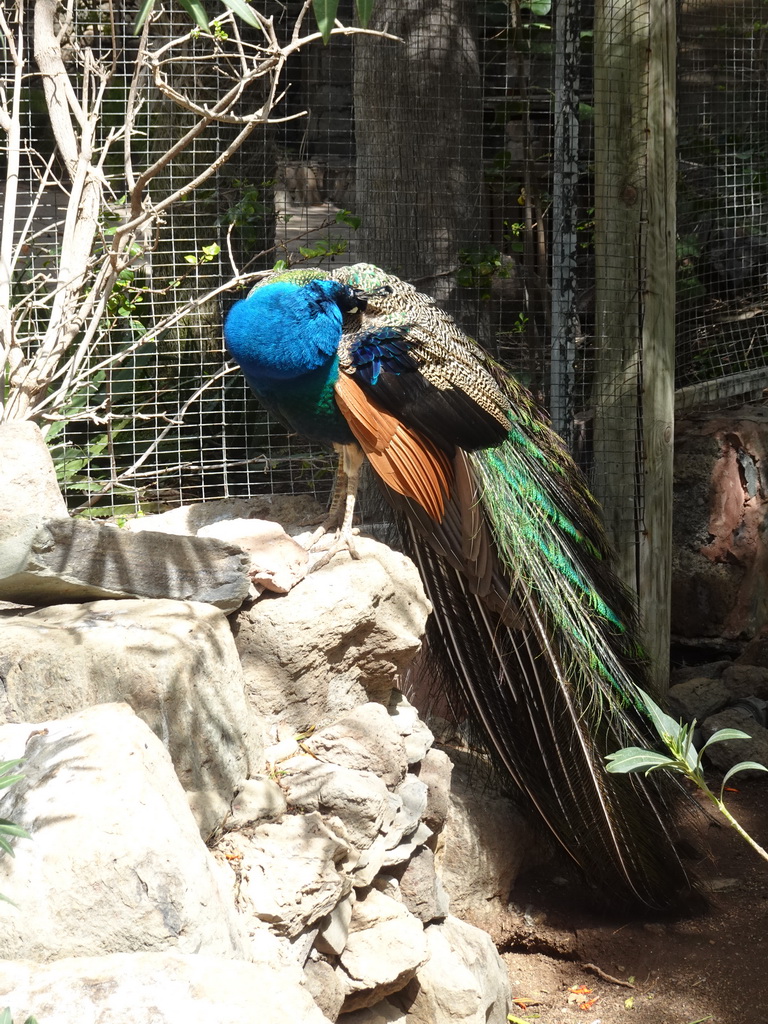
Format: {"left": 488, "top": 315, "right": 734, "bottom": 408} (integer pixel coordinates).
{"left": 329, "top": 264, "right": 693, "bottom": 911}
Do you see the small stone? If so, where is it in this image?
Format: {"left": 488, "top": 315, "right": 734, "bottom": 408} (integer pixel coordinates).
{"left": 304, "top": 955, "right": 346, "bottom": 1021}
{"left": 721, "top": 663, "right": 768, "bottom": 701}
{"left": 198, "top": 518, "right": 308, "bottom": 594}
{"left": 388, "top": 691, "right": 434, "bottom": 764}
{"left": 315, "top": 890, "right": 355, "bottom": 955}
{"left": 416, "top": 748, "right": 453, "bottom": 833}
{"left": 396, "top": 846, "right": 447, "bottom": 924}
{"left": 337, "top": 887, "right": 429, "bottom": 1011}
{"left": 303, "top": 703, "right": 408, "bottom": 790}
{"left": 228, "top": 777, "right": 287, "bottom": 827}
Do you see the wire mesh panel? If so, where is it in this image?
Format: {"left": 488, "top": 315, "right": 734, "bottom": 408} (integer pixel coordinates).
{"left": 676, "top": 0, "right": 768, "bottom": 412}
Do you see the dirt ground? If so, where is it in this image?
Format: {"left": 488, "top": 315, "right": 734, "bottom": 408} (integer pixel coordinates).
{"left": 502, "top": 780, "right": 768, "bottom": 1024}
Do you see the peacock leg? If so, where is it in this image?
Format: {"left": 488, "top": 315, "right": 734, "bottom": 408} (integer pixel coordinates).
{"left": 305, "top": 442, "right": 365, "bottom": 570}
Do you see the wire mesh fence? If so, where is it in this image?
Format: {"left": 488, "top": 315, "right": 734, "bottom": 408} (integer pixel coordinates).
{"left": 2, "top": 0, "right": 767, "bottom": 539}
{"left": 676, "top": 0, "right": 768, "bottom": 411}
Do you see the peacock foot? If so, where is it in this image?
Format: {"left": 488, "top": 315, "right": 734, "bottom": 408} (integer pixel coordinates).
{"left": 304, "top": 522, "right": 361, "bottom": 571}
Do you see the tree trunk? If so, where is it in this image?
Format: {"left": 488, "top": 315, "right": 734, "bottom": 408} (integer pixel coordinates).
{"left": 353, "top": 0, "right": 483, "bottom": 316}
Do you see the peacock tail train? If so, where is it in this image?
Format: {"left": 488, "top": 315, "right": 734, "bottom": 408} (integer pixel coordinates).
{"left": 223, "top": 261, "right": 696, "bottom": 912}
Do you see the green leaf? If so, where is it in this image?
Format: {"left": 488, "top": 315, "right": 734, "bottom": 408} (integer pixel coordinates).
{"left": 722, "top": 760, "right": 768, "bottom": 789}
{"left": 355, "top": 0, "right": 374, "bottom": 28}
{"left": 0, "top": 1009, "right": 12, "bottom": 1024}
{"left": 0, "top": 822, "right": 31, "bottom": 840}
{"left": 179, "top": 0, "right": 210, "bottom": 31}
{"left": 700, "top": 728, "right": 752, "bottom": 753}
{"left": 605, "top": 747, "right": 676, "bottom": 774}
{"left": 221, "top": 0, "right": 262, "bottom": 29}
{"left": 313, "top": 0, "right": 340, "bottom": 43}
{"left": 519, "top": 0, "right": 552, "bottom": 13}
{"left": 133, "top": 0, "right": 156, "bottom": 32}
{"left": 272, "top": 259, "right": 289, "bottom": 272}
{"left": 335, "top": 209, "right": 362, "bottom": 229}
{"left": 636, "top": 688, "right": 682, "bottom": 744}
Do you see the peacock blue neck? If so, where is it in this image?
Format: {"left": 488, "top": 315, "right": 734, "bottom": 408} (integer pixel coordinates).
{"left": 243, "top": 357, "right": 354, "bottom": 446}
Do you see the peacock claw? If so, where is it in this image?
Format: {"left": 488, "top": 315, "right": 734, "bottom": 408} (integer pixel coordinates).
{"left": 301, "top": 441, "right": 365, "bottom": 572}
{"left": 305, "top": 525, "right": 361, "bottom": 571}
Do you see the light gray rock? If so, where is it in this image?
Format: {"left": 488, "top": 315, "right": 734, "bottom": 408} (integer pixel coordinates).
{"left": 668, "top": 677, "right": 732, "bottom": 722}
{"left": 0, "top": 598, "right": 262, "bottom": 837}
{"left": 315, "top": 891, "right": 355, "bottom": 956}
{"left": 198, "top": 519, "right": 309, "bottom": 594}
{"left": 232, "top": 538, "right": 430, "bottom": 732}
{"left": 218, "top": 812, "right": 353, "bottom": 939}
{"left": 0, "top": 420, "right": 67, "bottom": 521}
{"left": 228, "top": 776, "right": 287, "bottom": 828}
{"left": 341, "top": 999, "right": 407, "bottom": 1024}
{"left": 0, "top": 515, "right": 251, "bottom": 610}
{"left": 304, "top": 703, "right": 409, "bottom": 789}
{"left": 123, "top": 495, "right": 324, "bottom": 537}
{"left": 387, "top": 691, "right": 435, "bottom": 764}
{"left": 416, "top": 747, "right": 453, "bottom": 833}
{"left": 0, "top": 949, "right": 331, "bottom": 1024}
{"left": 336, "top": 887, "right": 429, "bottom": 1011}
{"left": 278, "top": 758, "right": 396, "bottom": 850}
{"left": 0, "top": 705, "right": 246, "bottom": 962}
{"left": 0, "top": 420, "right": 68, "bottom": 607}
{"left": 388, "top": 774, "right": 429, "bottom": 842}
{"left": 700, "top": 706, "right": 768, "bottom": 776}
{"left": 397, "top": 915, "right": 511, "bottom": 1024}
{"left": 437, "top": 760, "right": 533, "bottom": 943}
{"left": 381, "top": 821, "right": 434, "bottom": 869}
{"left": 395, "top": 846, "right": 448, "bottom": 924}
{"left": 304, "top": 955, "right": 346, "bottom": 1021}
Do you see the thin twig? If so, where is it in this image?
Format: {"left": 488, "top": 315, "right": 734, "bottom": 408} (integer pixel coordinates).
{"left": 581, "top": 963, "right": 635, "bottom": 989}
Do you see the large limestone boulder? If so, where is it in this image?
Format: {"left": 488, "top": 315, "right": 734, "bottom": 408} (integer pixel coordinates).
{"left": 0, "top": 516, "right": 251, "bottom": 610}
{"left": 0, "top": 949, "right": 331, "bottom": 1024}
{"left": 395, "top": 915, "right": 512, "bottom": 1024}
{"left": 0, "top": 598, "right": 262, "bottom": 836}
{"left": 0, "top": 420, "right": 68, "bottom": 523}
{"left": 0, "top": 704, "right": 246, "bottom": 962}
{"left": 232, "top": 538, "right": 431, "bottom": 733}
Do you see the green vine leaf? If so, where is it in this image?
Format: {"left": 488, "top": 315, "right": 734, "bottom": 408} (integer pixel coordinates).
{"left": 313, "top": 0, "right": 340, "bottom": 44}
{"left": 355, "top": 0, "right": 374, "bottom": 28}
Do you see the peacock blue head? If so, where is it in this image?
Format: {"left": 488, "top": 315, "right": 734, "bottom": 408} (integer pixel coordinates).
{"left": 224, "top": 276, "right": 363, "bottom": 382}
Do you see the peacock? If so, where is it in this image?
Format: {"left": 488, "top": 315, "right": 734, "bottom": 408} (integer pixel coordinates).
{"left": 223, "top": 262, "right": 695, "bottom": 912}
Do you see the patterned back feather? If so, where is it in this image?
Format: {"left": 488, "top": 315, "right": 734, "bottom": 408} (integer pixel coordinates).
{"left": 225, "top": 262, "right": 696, "bottom": 911}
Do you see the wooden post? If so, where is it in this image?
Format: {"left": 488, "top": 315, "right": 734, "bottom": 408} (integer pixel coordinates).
{"left": 640, "top": 0, "right": 677, "bottom": 691}
{"left": 592, "top": 0, "right": 676, "bottom": 690}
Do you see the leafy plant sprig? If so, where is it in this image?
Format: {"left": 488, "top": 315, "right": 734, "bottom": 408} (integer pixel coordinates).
{"left": 0, "top": 759, "right": 32, "bottom": 909}
{"left": 606, "top": 690, "right": 768, "bottom": 863}
{"left": 0, "top": 1009, "right": 38, "bottom": 1024}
